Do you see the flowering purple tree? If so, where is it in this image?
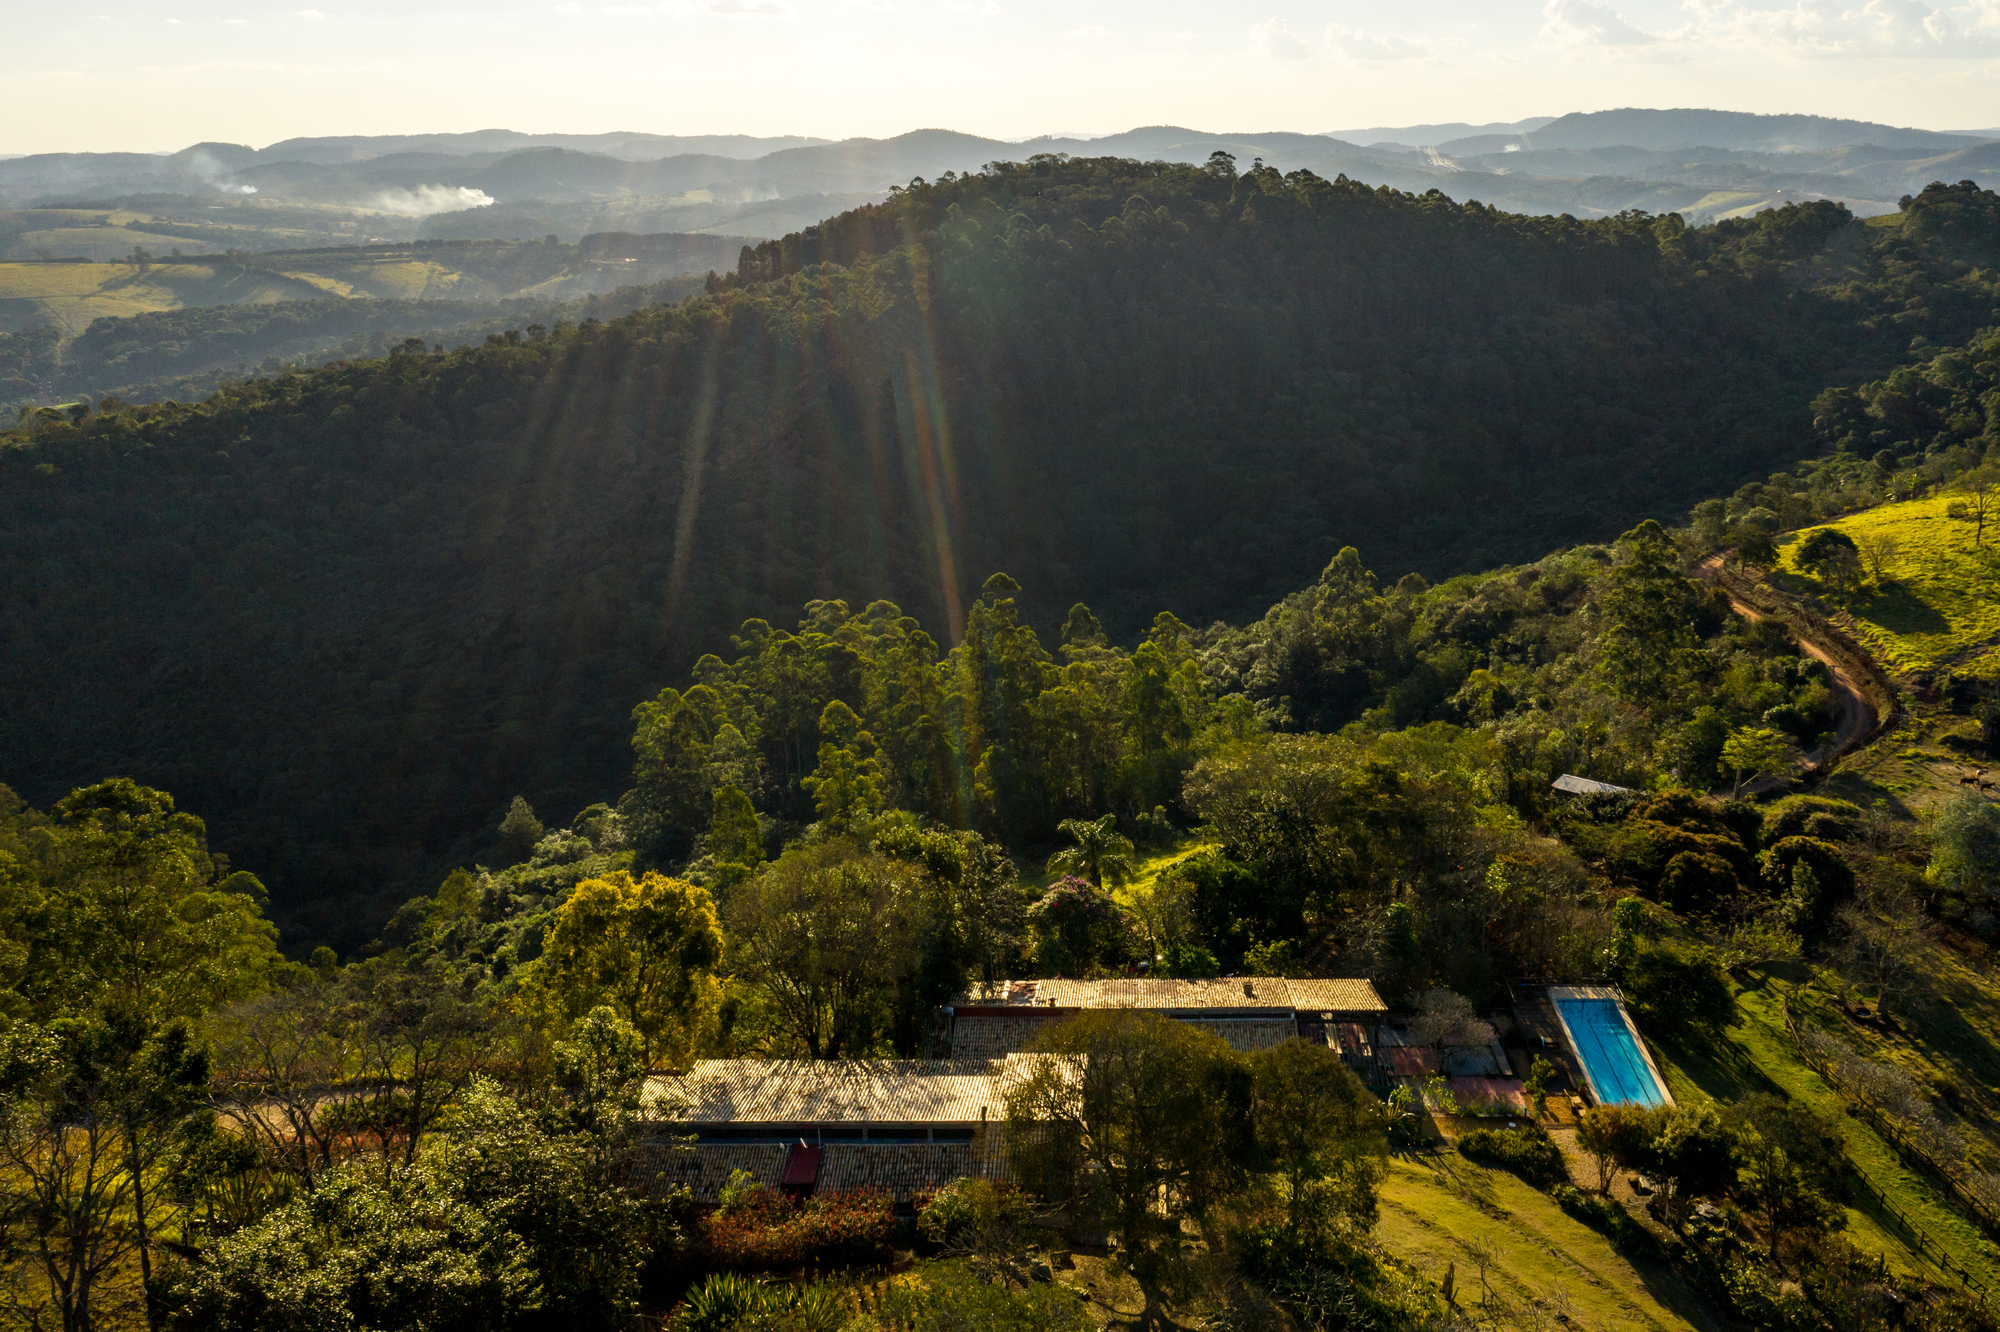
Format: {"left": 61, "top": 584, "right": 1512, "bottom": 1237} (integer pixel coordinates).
{"left": 1027, "top": 876, "right": 1135, "bottom": 976}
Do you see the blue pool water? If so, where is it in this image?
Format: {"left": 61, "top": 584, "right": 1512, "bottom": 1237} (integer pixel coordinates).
{"left": 1556, "top": 997, "right": 1667, "bottom": 1107}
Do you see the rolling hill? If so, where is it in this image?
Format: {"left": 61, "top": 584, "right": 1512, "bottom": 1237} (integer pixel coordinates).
{"left": 6, "top": 111, "right": 1990, "bottom": 258}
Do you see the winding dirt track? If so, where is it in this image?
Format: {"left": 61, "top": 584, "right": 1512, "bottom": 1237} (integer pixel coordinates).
{"left": 1696, "top": 553, "right": 1887, "bottom": 784}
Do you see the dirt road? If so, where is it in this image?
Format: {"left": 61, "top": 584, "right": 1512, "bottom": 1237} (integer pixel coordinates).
{"left": 1696, "top": 553, "right": 1883, "bottom": 779}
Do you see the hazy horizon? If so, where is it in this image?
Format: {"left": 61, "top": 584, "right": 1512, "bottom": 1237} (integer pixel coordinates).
{"left": 12, "top": 0, "right": 2000, "bottom": 156}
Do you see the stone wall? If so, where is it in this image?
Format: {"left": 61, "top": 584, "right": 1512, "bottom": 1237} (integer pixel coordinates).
{"left": 627, "top": 1137, "right": 1009, "bottom": 1202}
{"left": 952, "top": 1010, "right": 1299, "bottom": 1056}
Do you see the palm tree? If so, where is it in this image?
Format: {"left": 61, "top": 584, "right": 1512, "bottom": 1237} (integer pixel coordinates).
{"left": 1044, "top": 814, "right": 1136, "bottom": 888}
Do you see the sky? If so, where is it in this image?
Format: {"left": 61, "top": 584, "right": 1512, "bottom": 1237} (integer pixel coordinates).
{"left": 9, "top": 0, "right": 2000, "bottom": 155}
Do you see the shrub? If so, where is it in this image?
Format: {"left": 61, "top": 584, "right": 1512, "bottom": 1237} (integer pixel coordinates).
{"left": 1657, "top": 851, "right": 1740, "bottom": 915}
{"left": 1026, "top": 876, "right": 1133, "bottom": 975}
{"left": 1550, "top": 1183, "right": 1662, "bottom": 1257}
{"left": 1757, "top": 837, "right": 1855, "bottom": 917}
{"left": 1625, "top": 945, "right": 1736, "bottom": 1035}
{"left": 1933, "top": 794, "right": 2000, "bottom": 905}
{"left": 699, "top": 1189, "right": 896, "bottom": 1273}
{"left": 915, "top": 1178, "right": 1032, "bottom": 1248}
{"left": 1455, "top": 1123, "right": 1566, "bottom": 1189}
{"left": 874, "top": 1260, "right": 1094, "bottom": 1332}
{"left": 1229, "top": 1225, "right": 1437, "bottom": 1330}
{"left": 673, "top": 1273, "right": 847, "bottom": 1332}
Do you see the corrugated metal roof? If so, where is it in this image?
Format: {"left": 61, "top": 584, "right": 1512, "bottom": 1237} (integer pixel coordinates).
{"left": 952, "top": 976, "right": 1385, "bottom": 1012}
{"left": 1552, "top": 774, "right": 1632, "bottom": 795}
{"left": 644, "top": 1058, "right": 1044, "bottom": 1125}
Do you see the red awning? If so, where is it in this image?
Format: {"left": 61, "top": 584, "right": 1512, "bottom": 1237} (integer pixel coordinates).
{"left": 781, "top": 1144, "right": 824, "bottom": 1188}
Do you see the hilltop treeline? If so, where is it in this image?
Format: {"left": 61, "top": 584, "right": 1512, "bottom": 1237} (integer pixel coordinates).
{"left": 1, "top": 158, "right": 1997, "bottom": 937}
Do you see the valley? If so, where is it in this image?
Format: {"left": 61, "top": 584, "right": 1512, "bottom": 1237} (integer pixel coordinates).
{"left": 4, "top": 95, "right": 2000, "bottom": 1332}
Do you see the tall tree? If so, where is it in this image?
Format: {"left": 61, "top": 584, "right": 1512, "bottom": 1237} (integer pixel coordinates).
{"left": 1599, "top": 520, "right": 1709, "bottom": 708}
{"left": 1006, "top": 1011, "right": 1253, "bottom": 1327}
{"left": 726, "top": 840, "right": 921, "bottom": 1059}
{"left": 1044, "top": 814, "right": 1137, "bottom": 888}
{"left": 1247, "top": 1039, "right": 1387, "bottom": 1237}
{"left": 26, "top": 780, "right": 279, "bottom": 1022}
{"left": 526, "top": 870, "right": 722, "bottom": 1068}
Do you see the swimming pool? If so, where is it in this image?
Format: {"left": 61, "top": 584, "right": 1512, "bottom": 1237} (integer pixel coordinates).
{"left": 1550, "top": 989, "right": 1670, "bottom": 1108}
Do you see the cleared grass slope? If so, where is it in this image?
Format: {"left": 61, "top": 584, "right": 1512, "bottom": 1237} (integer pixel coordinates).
{"left": 1776, "top": 495, "right": 2000, "bottom": 680}
{"left": 1375, "top": 1154, "right": 1716, "bottom": 1331}
{"left": 1653, "top": 969, "right": 2000, "bottom": 1294}
{"left": 0, "top": 261, "right": 322, "bottom": 334}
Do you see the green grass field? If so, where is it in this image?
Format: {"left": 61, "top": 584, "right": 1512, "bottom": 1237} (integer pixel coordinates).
{"left": 1776, "top": 496, "right": 2000, "bottom": 680}
{"left": 1375, "top": 1154, "right": 1716, "bottom": 1331}
{"left": 15, "top": 227, "right": 214, "bottom": 263}
{"left": 1651, "top": 967, "right": 2000, "bottom": 1292}
{"left": 0, "top": 261, "right": 325, "bottom": 334}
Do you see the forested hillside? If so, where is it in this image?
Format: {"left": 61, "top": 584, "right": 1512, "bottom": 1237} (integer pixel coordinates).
{"left": 2, "top": 158, "right": 1997, "bottom": 941}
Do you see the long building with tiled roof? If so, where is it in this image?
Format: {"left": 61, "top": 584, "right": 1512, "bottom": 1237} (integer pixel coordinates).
{"left": 944, "top": 975, "right": 1386, "bottom": 1058}
{"left": 632, "top": 980, "right": 1390, "bottom": 1204}
{"left": 637, "top": 1057, "right": 1043, "bottom": 1203}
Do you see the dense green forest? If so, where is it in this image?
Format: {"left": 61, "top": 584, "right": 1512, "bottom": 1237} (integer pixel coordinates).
{"left": 5, "top": 488, "right": 1995, "bottom": 1326}
{"left": 3, "top": 160, "right": 2000, "bottom": 1330}
{"left": 2, "top": 158, "right": 1998, "bottom": 941}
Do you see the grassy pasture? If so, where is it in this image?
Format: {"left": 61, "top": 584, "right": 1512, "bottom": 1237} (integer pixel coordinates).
{"left": 0, "top": 261, "right": 326, "bottom": 334}
{"left": 276, "top": 258, "right": 495, "bottom": 302}
{"left": 15, "top": 227, "right": 212, "bottom": 262}
{"left": 1777, "top": 495, "right": 2000, "bottom": 680}
{"left": 1651, "top": 969, "right": 2000, "bottom": 1292}
{"left": 1685, "top": 189, "right": 1779, "bottom": 221}
{"left": 1375, "top": 1154, "right": 1714, "bottom": 1330}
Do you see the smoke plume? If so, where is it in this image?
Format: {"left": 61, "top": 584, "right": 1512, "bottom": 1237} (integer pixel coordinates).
{"left": 367, "top": 185, "right": 496, "bottom": 216}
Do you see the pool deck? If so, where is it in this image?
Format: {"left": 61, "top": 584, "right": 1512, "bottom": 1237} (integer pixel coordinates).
{"left": 1547, "top": 985, "right": 1675, "bottom": 1109}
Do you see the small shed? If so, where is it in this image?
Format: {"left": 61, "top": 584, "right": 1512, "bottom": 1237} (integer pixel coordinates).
{"left": 1551, "top": 774, "right": 1633, "bottom": 796}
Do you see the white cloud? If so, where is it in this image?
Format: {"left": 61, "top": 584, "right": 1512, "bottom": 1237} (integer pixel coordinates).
{"left": 706, "top": 0, "right": 791, "bottom": 14}
{"left": 1681, "top": 0, "right": 2000, "bottom": 57}
{"left": 295, "top": 8, "right": 323, "bottom": 17}
{"left": 1069, "top": 23, "right": 1109, "bottom": 36}
{"left": 222, "top": 16, "right": 250, "bottom": 24}
{"left": 1325, "top": 24, "right": 1429, "bottom": 60}
{"left": 1252, "top": 16, "right": 1313, "bottom": 59}
{"left": 1542, "top": 0, "right": 1658, "bottom": 45}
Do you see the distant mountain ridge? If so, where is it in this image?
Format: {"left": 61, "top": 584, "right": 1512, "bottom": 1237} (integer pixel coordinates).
{"left": 255, "top": 131, "right": 831, "bottom": 164}
{"left": 1437, "top": 108, "right": 1983, "bottom": 156}
{"left": 1322, "top": 117, "right": 1557, "bottom": 147}
{"left": 3, "top": 111, "right": 1995, "bottom": 259}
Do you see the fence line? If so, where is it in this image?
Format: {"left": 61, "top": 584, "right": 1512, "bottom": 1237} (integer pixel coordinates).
{"left": 1780, "top": 992, "right": 1993, "bottom": 1302}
